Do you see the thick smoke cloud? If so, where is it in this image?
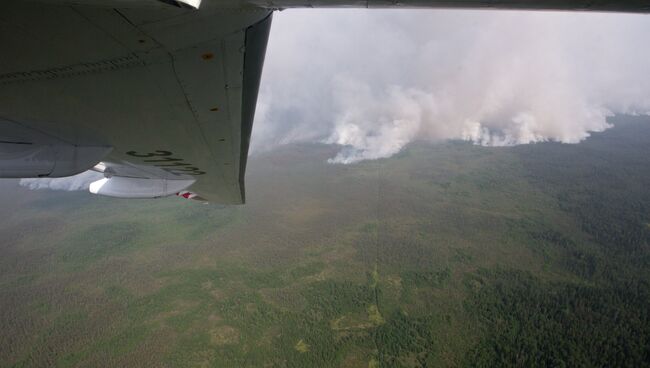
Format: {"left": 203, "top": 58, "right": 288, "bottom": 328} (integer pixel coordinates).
{"left": 252, "top": 9, "right": 650, "bottom": 163}
{"left": 18, "top": 9, "right": 650, "bottom": 192}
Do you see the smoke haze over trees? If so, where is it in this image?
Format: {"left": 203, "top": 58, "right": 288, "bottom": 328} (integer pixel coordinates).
{"left": 253, "top": 9, "right": 650, "bottom": 163}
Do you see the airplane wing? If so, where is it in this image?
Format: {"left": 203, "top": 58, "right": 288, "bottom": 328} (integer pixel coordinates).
{"left": 1, "top": 0, "right": 648, "bottom": 204}
{"left": 0, "top": 3, "right": 271, "bottom": 203}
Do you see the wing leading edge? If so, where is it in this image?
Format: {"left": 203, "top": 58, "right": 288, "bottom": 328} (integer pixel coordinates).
{"left": 20, "top": 1, "right": 650, "bottom": 13}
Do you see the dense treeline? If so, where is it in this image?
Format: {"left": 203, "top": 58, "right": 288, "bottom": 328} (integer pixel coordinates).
{"left": 465, "top": 270, "right": 650, "bottom": 367}
{"left": 516, "top": 116, "right": 650, "bottom": 257}
{"left": 3, "top": 116, "right": 650, "bottom": 367}
{"left": 374, "top": 312, "right": 437, "bottom": 367}
{"left": 302, "top": 281, "right": 375, "bottom": 319}
{"left": 461, "top": 118, "right": 650, "bottom": 367}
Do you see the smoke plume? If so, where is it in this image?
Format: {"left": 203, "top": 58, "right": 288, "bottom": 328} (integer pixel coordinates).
{"left": 19, "top": 9, "right": 650, "bottom": 193}
{"left": 252, "top": 9, "right": 650, "bottom": 163}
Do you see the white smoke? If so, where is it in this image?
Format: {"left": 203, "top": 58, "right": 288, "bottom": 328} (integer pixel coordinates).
{"left": 252, "top": 9, "right": 650, "bottom": 163}
{"left": 19, "top": 170, "right": 102, "bottom": 191}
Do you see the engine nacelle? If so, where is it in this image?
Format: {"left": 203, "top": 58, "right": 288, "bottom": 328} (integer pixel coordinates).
{"left": 89, "top": 176, "right": 195, "bottom": 199}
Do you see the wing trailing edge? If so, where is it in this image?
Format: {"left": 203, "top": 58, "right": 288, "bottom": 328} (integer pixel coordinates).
{"left": 238, "top": 13, "right": 273, "bottom": 203}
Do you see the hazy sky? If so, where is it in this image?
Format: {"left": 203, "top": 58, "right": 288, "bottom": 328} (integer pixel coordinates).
{"left": 251, "top": 9, "right": 650, "bottom": 163}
